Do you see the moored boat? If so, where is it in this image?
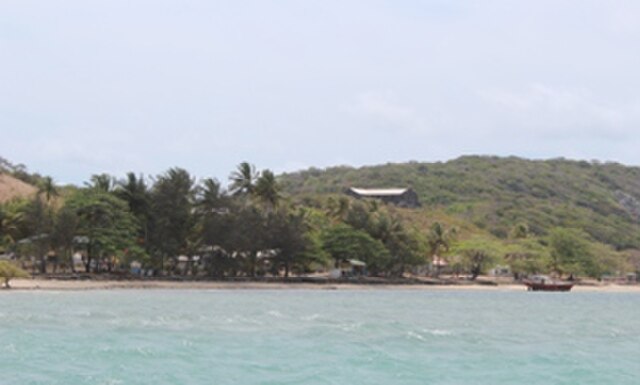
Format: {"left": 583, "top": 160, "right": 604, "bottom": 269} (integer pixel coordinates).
{"left": 523, "top": 275, "right": 574, "bottom": 292}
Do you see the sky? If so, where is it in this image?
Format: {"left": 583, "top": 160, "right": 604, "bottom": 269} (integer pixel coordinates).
{"left": 2, "top": 0, "right": 640, "bottom": 185}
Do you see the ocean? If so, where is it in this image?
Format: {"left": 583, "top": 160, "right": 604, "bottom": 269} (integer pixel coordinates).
{"left": 1, "top": 290, "right": 638, "bottom": 384}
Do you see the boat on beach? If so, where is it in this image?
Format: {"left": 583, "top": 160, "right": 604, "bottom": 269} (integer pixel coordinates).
{"left": 523, "top": 275, "right": 574, "bottom": 292}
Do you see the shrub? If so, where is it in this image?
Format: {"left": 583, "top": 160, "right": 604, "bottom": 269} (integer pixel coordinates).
{"left": 0, "top": 261, "right": 30, "bottom": 289}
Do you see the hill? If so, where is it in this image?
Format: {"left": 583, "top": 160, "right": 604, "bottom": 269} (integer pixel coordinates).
{"left": 280, "top": 156, "right": 640, "bottom": 251}
{"left": 0, "top": 173, "right": 37, "bottom": 204}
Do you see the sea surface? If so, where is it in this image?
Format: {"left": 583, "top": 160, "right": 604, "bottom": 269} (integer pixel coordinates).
{"left": 1, "top": 289, "right": 639, "bottom": 385}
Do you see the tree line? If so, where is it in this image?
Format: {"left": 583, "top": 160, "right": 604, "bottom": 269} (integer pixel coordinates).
{"left": 1, "top": 161, "right": 633, "bottom": 281}
{"left": 1, "top": 162, "right": 428, "bottom": 278}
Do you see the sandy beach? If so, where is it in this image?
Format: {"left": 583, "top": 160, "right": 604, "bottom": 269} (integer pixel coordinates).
{"left": 4, "top": 278, "right": 640, "bottom": 292}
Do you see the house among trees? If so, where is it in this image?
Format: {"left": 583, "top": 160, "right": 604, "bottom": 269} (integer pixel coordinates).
{"left": 345, "top": 187, "right": 421, "bottom": 208}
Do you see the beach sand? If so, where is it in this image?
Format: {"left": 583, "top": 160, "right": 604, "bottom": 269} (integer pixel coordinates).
{"left": 5, "top": 278, "right": 640, "bottom": 292}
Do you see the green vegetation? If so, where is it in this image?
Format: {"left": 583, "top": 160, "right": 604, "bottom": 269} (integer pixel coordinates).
{"left": 280, "top": 156, "right": 640, "bottom": 278}
{"left": 0, "top": 159, "right": 428, "bottom": 278}
{"left": 0, "top": 261, "right": 30, "bottom": 288}
{"left": 321, "top": 224, "right": 389, "bottom": 272}
{"left": 1, "top": 155, "right": 640, "bottom": 280}
{"left": 66, "top": 189, "right": 139, "bottom": 273}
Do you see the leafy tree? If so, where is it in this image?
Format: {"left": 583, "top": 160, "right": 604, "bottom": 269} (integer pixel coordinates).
{"left": 548, "top": 227, "right": 599, "bottom": 277}
{"left": 344, "top": 200, "right": 374, "bottom": 233}
{"left": 590, "top": 242, "right": 624, "bottom": 276}
{"left": 0, "top": 261, "right": 29, "bottom": 288}
{"left": 452, "top": 236, "right": 502, "bottom": 280}
{"left": 624, "top": 250, "right": 640, "bottom": 278}
{"left": 368, "top": 210, "right": 424, "bottom": 276}
{"left": 66, "top": 189, "right": 138, "bottom": 273}
{"left": 321, "top": 224, "right": 390, "bottom": 274}
{"left": 386, "top": 225, "right": 425, "bottom": 276}
{"left": 503, "top": 238, "right": 548, "bottom": 278}
{"left": 267, "top": 209, "right": 323, "bottom": 277}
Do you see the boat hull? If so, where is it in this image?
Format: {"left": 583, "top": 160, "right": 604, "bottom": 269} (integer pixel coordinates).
{"left": 524, "top": 282, "right": 574, "bottom": 292}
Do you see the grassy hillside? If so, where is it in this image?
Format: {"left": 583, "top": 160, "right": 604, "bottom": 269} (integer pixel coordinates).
{"left": 281, "top": 156, "right": 640, "bottom": 251}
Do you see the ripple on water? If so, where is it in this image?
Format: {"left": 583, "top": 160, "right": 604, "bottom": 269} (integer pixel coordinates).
{"left": 0, "top": 290, "right": 639, "bottom": 385}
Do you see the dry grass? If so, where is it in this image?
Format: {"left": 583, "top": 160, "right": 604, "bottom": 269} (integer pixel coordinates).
{"left": 0, "top": 173, "right": 37, "bottom": 203}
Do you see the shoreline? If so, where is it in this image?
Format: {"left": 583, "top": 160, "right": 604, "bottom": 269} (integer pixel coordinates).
{"left": 4, "top": 278, "right": 640, "bottom": 292}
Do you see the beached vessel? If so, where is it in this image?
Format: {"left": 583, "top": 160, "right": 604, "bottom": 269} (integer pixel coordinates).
{"left": 523, "top": 275, "right": 574, "bottom": 292}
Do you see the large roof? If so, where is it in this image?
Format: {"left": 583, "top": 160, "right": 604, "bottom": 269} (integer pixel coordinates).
{"left": 348, "top": 187, "right": 409, "bottom": 196}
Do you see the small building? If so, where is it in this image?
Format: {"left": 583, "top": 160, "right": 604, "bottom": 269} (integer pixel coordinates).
{"left": 130, "top": 260, "right": 142, "bottom": 276}
{"left": 345, "top": 187, "right": 420, "bottom": 208}
{"left": 330, "top": 259, "right": 367, "bottom": 278}
{"left": 489, "top": 265, "right": 511, "bottom": 277}
{"left": 72, "top": 252, "right": 85, "bottom": 271}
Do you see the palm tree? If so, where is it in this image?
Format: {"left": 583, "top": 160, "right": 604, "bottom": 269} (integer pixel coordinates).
{"left": 35, "top": 177, "right": 57, "bottom": 273}
{"left": 38, "top": 176, "right": 58, "bottom": 203}
{"left": 197, "top": 178, "right": 225, "bottom": 211}
{"left": 116, "top": 172, "right": 151, "bottom": 244}
{"left": 254, "top": 170, "right": 281, "bottom": 210}
{"left": 116, "top": 173, "right": 150, "bottom": 216}
{"left": 229, "top": 162, "right": 259, "bottom": 196}
{"left": 148, "top": 167, "right": 196, "bottom": 272}
{"left": 0, "top": 207, "right": 23, "bottom": 246}
{"left": 86, "top": 174, "right": 115, "bottom": 192}
{"left": 427, "top": 222, "right": 456, "bottom": 277}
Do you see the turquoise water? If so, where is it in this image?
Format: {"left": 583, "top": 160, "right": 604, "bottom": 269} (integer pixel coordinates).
{"left": 1, "top": 290, "right": 639, "bottom": 385}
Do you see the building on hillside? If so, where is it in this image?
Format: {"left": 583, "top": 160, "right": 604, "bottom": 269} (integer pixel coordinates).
{"left": 345, "top": 187, "right": 421, "bottom": 208}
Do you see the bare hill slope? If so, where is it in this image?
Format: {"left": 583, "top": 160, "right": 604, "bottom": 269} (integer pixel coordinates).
{"left": 0, "top": 173, "right": 37, "bottom": 203}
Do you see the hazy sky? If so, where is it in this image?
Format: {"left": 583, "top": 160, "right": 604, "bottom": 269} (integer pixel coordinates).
{"left": 2, "top": 1, "right": 640, "bottom": 184}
